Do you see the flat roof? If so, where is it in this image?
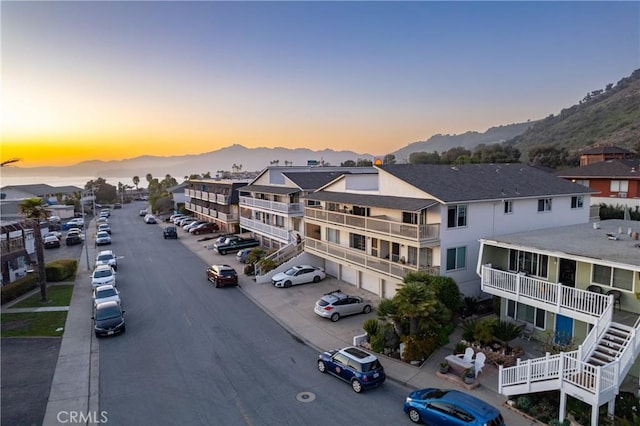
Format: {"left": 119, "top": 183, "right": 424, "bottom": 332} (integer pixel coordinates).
{"left": 481, "top": 219, "right": 640, "bottom": 268}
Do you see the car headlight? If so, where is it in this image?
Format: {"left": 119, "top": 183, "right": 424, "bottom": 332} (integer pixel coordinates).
{"left": 405, "top": 397, "right": 413, "bottom": 403}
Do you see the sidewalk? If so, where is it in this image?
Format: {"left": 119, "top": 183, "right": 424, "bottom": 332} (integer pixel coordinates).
{"left": 38, "top": 221, "right": 536, "bottom": 425}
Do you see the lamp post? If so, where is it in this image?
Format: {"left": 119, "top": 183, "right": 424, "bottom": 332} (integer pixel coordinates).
{"left": 82, "top": 190, "right": 90, "bottom": 270}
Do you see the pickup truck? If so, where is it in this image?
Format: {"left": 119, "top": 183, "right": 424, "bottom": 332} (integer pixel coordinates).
{"left": 213, "top": 236, "right": 260, "bottom": 255}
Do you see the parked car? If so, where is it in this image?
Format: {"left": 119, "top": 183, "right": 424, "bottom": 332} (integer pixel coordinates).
{"left": 113, "top": 203, "right": 122, "bottom": 209}
{"left": 236, "top": 248, "right": 252, "bottom": 263}
{"left": 190, "top": 222, "right": 219, "bottom": 235}
{"left": 272, "top": 265, "right": 326, "bottom": 288}
{"left": 95, "top": 231, "right": 111, "bottom": 245}
{"left": 97, "top": 223, "right": 112, "bottom": 234}
{"left": 183, "top": 220, "right": 204, "bottom": 232}
{"left": 174, "top": 216, "right": 194, "bottom": 226}
{"left": 44, "top": 231, "right": 63, "bottom": 240}
{"left": 97, "top": 216, "right": 109, "bottom": 224}
{"left": 92, "top": 300, "right": 125, "bottom": 337}
{"left": 67, "top": 227, "right": 84, "bottom": 237}
{"left": 64, "top": 218, "right": 85, "bottom": 228}
{"left": 179, "top": 218, "right": 198, "bottom": 228}
{"left": 91, "top": 265, "right": 116, "bottom": 288}
{"left": 144, "top": 214, "right": 157, "bottom": 224}
{"left": 403, "top": 388, "right": 505, "bottom": 425}
{"left": 314, "top": 289, "right": 372, "bottom": 322}
{"left": 95, "top": 250, "right": 118, "bottom": 271}
{"left": 317, "top": 346, "right": 385, "bottom": 393}
{"left": 206, "top": 264, "right": 238, "bottom": 288}
{"left": 139, "top": 209, "right": 148, "bottom": 217}
{"left": 163, "top": 226, "right": 178, "bottom": 239}
{"left": 213, "top": 236, "right": 260, "bottom": 255}
{"left": 66, "top": 233, "right": 83, "bottom": 246}
{"left": 100, "top": 209, "right": 111, "bottom": 217}
{"left": 92, "top": 284, "right": 121, "bottom": 308}
{"left": 170, "top": 214, "right": 187, "bottom": 223}
{"left": 43, "top": 235, "right": 61, "bottom": 249}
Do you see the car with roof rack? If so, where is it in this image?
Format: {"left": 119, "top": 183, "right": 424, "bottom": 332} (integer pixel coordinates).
{"left": 314, "top": 289, "right": 372, "bottom": 322}
{"left": 317, "top": 346, "right": 385, "bottom": 393}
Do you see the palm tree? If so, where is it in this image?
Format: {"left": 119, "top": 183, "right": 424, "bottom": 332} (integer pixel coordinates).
{"left": 394, "top": 282, "right": 437, "bottom": 335}
{"left": 132, "top": 176, "right": 140, "bottom": 189}
{"left": 18, "top": 198, "right": 49, "bottom": 301}
{"left": 145, "top": 173, "right": 153, "bottom": 184}
{"left": 1, "top": 158, "right": 21, "bottom": 167}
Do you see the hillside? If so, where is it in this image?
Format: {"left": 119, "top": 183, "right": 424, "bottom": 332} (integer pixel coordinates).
{"left": 511, "top": 69, "right": 640, "bottom": 161}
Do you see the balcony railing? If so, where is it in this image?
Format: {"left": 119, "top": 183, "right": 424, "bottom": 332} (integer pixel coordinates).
{"left": 480, "top": 266, "right": 612, "bottom": 324}
{"left": 239, "top": 196, "right": 304, "bottom": 215}
{"left": 216, "top": 211, "right": 238, "bottom": 222}
{"left": 240, "top": 217, "right": 289, "bottom": 241}
{"left": 1, "top": 237, "right": 25, "bottom": 254}
{"left": 305, "top": 238, "right": 439, "bottom": 279}
{"left": 304, "top": 207, "right": 439, "bottom": 242}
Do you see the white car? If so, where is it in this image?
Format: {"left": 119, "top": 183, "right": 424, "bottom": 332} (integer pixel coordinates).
{"left": 66, "top": 229, "right": 85, "bottom": 240}
{"left": 183, "top": 220, "right": 204, "bottom": 231}
{"left": 144, "top": 214, "right": 157, "bottom": 224}
{"left": 95, "top": 250, "right": 118, "bottom": 271}
{"left": 95, "top": 231, "right": 112, "bottom": 245}
{"left": 66, "top": 218, "right": 85, "bottom": 227}
{"left": 91, "top": 265, "right": 117, "bottom": 288}
{"left": 98, "top": 223, "right": 112, "bottom": 234}
{"left": 93, "top": 284, "right": 121, "bottom": 307}
{"left": 272, "top": 265, "right": 326, "bottom": 288}
{"left": 44, "top": 231, "right": 63, "bottom": 239}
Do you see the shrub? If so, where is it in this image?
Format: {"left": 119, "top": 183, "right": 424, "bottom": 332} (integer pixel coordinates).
{"left": 1, "top": 274, "right": 39, "bottom": 304}
{"left": 45, "top": 259, "right": 77, "bottom": 282}
{"left": 244, "top": 264, "right": 255, "bottom": 276}
{"left": 401, "top": 335, "right": 437, "bottom": 362}
{"left": 246, "top": 248, "right": 265, "bottom": 264}
{"left": 515, "top": 395, "right": 534, "bottom": 412}
{"left": 370, "top": 333, "right": 385, "bottom": 353}
{"left": 453, "top": 342, "right": 468, "bottom": 354}
{"left": 363, "top": 318, "right": 380, "bottom": 338}
{"left": 257, "top": 258, "right": 277, "bottom": 274}
{"left": 429, "top": 276, "right": 462, "bottom": 314}
{"left": 461, "top": 296, "right": 478, "bottom": 317}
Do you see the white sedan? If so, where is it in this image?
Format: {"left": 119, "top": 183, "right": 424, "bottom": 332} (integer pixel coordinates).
{"left": 272, "top": 265, "right": 326, "bottom": 288}
{"left": 95, "top": 231, "right": 112, "bottom": 245}
{"left": 92, "top": 284, "right": 121, "bottom": 307}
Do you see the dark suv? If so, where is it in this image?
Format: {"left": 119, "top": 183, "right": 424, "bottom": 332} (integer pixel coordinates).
{"left": 206, "top": 264, "right": 238, "bottom": 288}
{"left": 318, "top": 346, "right": 385, "bottom": 393}
{"left": 163, "top": 226, "right": 178, "bottom": 239}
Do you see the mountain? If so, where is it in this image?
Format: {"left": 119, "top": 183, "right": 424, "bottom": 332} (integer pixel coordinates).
{"left": 391, "top": 121, "right": 536, "bottom": 163}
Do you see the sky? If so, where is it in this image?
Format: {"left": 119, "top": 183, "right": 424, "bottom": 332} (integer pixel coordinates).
{"left": 2, "top": 1, "right": 639, "bottom": 168}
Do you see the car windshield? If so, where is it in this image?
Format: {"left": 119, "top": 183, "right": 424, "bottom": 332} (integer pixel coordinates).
{"left": 422, "top": 389, "right": 450, "bottom": 399}
{"left": 220, "top": 270, "right": 236, "bottom": 277}
{"left": 96, "top": 288, "right": 116, "bottom": 298}
{"left": 284, "top": 268, "right": 299, "bottom": 276}
{"left": 97, "top": 232, "right": 108, "bottom": 237}
{"left": 95, "top": 305, "right": 121, "bottom": 320}
{"left": 361, "top": 360, "right": 381, "bottom": 372}
{"left": 94, "top": 270, "right": 113, "bottom": 278}
{"left": 97, "top": 255, "right": 113, "bottom": 261}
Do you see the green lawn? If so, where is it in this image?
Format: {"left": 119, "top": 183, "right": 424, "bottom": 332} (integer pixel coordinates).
{"left": 11, "top": 285, "right": 74, "bottom": 308}
{"left": 1, "top": 311, "right": 68, "bottom": 337}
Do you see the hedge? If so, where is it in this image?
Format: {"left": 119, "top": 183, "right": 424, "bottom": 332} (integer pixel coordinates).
{"left": 46, "top": 259, "right": 78, "bottom": 282}
{"left": 1, "top": 258, "right": 78, "bottom": 305}
{"left": 1, "top": 274, "right": 39, "bottom": 305}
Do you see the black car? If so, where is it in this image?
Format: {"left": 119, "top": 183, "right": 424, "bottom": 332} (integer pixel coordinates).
{"left": 92, "top": 301, "right": 125, "bottom": 337}
{"left": 163, "top": 226, "right": 178, "bottom": 239}
{"left": 66, "top": 234, "right": 83, "bottom": 246}
{"left": 206, "top": 264, "right": 238, "bottom": 288}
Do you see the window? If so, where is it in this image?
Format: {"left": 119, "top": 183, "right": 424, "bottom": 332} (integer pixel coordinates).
{"left": 537, "top": 198, "right": 552, "bottom": 212}
{"left": 504, "top": 200, "right": 513, "bottom": 214}
{"left": 592, "top": 265, "right": 634, "bottom": 291}
{"left": 508, "top": 250, "right": 548, "bottom": 278}
{"left": 352, "top": 206, "right": 370, "bottom": 216}
{"left": 326, "top": 228, "right": 340, "bottom": 244}
{"left": 507, "top": 301, "right": 546, "bottom": 329}
{"left": 349, "top": 233, "right": 366, "bottom": 251}
{"left": 407, "top": 246, "right": 418, "bottom": 266}
{"left": 275, "top": 215, "right": 284, "bottom": 227}
{"left": 402, "top": 211, "right": 418, "bottom": 224}
{"left": 575, "top": 179, "right": 589, "bottom": 187}
{"left": 610, "top": 180, "right": 629, "bottom": 192}
{"left": 307, "top": 199, "right": 320, "bottom": 207}
{"left": 571, "top": 196, "right": 584, "bottom": 209}
{"left": 446, "top": 246, "right": 466, "bottom": 271}
{"left": 447, "top": 205, "right": 467, "bottom": 228}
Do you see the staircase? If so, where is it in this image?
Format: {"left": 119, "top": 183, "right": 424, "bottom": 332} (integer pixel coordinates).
{"left": 481, "top": 266, "right": 640, "bottom": 425}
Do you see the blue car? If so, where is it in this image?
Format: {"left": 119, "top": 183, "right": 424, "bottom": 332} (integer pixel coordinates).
{"left": 317, "top": 346, "right": 385, "bottom": 393}
{"left": 403, "top": 388, "right": 505, "bottom": 425}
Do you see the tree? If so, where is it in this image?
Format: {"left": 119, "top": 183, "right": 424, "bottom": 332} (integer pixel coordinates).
{"left": 146, "top": 173, "right": 153, "bottom": 184}
{"left": 1, "top": 158, "right": 21, "bottom": 167}
{"left": 132, "top": 176, "right": 140, "bottom": 189}
{"left": 409, "top": 151, "right": 440, "bottom": 164}
{"left": 394, "top": 281, "right": 437, "bottom": 335}
{"left": 356, "top": 158, "right": 373, "bottom": 167}
{"left": 383, "top": 154, "right": 396, "bottom": 165}
{"left": 18, "top": 198, "right": 49, "bottom": 301}
{"left": 340, "top": 160, "right": 356, "bottom": 167}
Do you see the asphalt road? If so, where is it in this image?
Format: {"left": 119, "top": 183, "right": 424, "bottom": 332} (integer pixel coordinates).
{"left": 98, "top": 204, "right": 412, "bottom": 425}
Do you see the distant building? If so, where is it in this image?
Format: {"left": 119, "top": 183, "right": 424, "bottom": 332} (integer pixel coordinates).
{"left": 579, "top": 146, "right": 636, "bottom": 166}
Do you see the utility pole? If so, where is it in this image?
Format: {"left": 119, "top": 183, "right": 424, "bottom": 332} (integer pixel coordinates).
{"left": 82, "top": 190, "right": 90, "bottom": 270}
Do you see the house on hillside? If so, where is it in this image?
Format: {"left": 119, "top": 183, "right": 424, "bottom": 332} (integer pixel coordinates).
{"left": 579, "top": 146, "right": 636, "bottom": 167}
{"left": 556, "top": 159, "right": 640, "bottom": 210}
{"left": 477, "top": 218, "right": 640, "bottom": 425}
{"left": 301, "top": 163, "right": 596, "bottom": 298}
{"left": 184, "top": 178, "right": 251, "bottom": 234}
{"left": 238, "top": 166, "right": 376, "bottom": 251}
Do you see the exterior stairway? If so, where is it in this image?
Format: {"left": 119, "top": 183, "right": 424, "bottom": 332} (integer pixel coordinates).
{"left": 481, "top": 265, "right": 640, "bottom": 425}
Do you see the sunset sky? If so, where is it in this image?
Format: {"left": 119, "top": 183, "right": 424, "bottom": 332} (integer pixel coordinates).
{"left": 2, "top": 1, "right": 639, "bottom": 167}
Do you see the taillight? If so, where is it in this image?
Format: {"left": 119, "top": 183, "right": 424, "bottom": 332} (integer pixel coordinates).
{"left": 324, "top": 306, "right": 333, "bottom": 311}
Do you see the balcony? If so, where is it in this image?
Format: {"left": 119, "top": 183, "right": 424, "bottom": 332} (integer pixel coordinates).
{"left": 216, "top": 211, "right": 238, "bottom": 222}
{"left": 240, "top": 196, "right": 304, "bottom": 215}
{"left": 1, "top": 237, "right": 25, "bottom": 254}
{"left": 216, "top": 194, "right": 230, "bottom": 204}
{"left": 240, "top": 217, "right": 290, "bottom": 241}
{"left": 305, "top": 238, "right": 439, "bottom": 280}
{"left": 304, "top": 207, "right": 439, "bottom": 243}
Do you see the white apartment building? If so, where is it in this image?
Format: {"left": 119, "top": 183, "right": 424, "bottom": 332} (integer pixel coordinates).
{"left": 303, "top": 163, "right": 596, "bottom": 299}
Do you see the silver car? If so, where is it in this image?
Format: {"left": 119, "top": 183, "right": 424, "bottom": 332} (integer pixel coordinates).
{"left": 314, "top": 289, "right": 372, "bottom": 322}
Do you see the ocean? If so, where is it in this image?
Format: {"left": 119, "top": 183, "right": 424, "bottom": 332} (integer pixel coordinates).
{"left": 0, "top": 175, "right": 140, "bottom": 189}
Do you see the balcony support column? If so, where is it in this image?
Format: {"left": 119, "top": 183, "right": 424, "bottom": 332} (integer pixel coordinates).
{"left": 559, "top": 389, "right": 567, "bottom": 424}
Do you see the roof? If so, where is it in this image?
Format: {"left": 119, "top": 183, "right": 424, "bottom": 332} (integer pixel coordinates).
{"left": 379, "top": 163, "right": 596, "bottom": 203}
{"left": 0, "top": 183, "right": 81, "bottom": 196}
{"left": 556, "top": 159, "right": 640, "bottom": 179}
{"left": 481, "top": 219, "right": 640, "bottom": 268}
{"left": 306, "top": 191, "right": 437, "bottom": 211}
{"left": 237, "top": 184, "right": 299, "bottom": 195}
{"left": 580, "top": 146, "right": 635, "bottom": 155}
{"left": 282, "top": 171, "right": 351, "bottom": 191}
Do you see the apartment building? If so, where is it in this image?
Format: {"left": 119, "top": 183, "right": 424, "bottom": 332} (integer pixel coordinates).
{"left": 184, "top": 179, "right": 251, "bottom": 234}
{"left": 477, "top": 219, "right": 640, "bottom": 425}
{"left": 303, "top": 163, "right": 596, "bottom": 299}
{"left": 1, "top": 221, "right": 35, "bottom": 286}
{"left": 238, "top": 166, "right": 375, "bottom": 250}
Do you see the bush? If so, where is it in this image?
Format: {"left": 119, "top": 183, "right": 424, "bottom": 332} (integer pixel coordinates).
{"left": 363, "top": 318, "right": 380, "bottom": 337}
{"left": 257, "top": 258, "right": 277, "bottom": 274}
{"left": 370, "top": 333, "right": 385, "bottom": 353}
{"left": 45, "top": 259, "right": 78, "bottom": 282}
{"left": 244, "top": 264, "right": 255, "bottom": 276}
{"left": 1, "top": 274, "right": 39, "bottom": 304}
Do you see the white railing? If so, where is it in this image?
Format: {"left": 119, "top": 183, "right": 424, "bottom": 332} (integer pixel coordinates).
{"left": 239, "top": 217, "right": 290, "bottom": 241}
{"left": 217, "top": 212, "right": 237, "bottom": 222}
{"left": 240, "top": 196, "right": 304, "bottom": 215}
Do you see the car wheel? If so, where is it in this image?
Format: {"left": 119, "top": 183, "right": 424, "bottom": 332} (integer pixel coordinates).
{"left": 313, "top": 275, "right": 321, "bottom": 283}
{"left": 363, "top": 305, "right": 372, "bottom": 314}
{"left": 317, "top": 360, "right": 326, "bottom": 373}
{"left": 408, "top": 408, "right": 421, "bottom": 423}
{"left": 214, "top": 280, "right": 220, "bottom": 288}
{"left": 330, "top": 313, "right": 340, "bottom": 322}
{"left": 351, "top": 379, "right": 363, "bottom": 393}
{"left": 220, "top": 250, "right": 226, "bottom": 255}
{"left": 284, "top": 281, "right": 292, "bottom": 288}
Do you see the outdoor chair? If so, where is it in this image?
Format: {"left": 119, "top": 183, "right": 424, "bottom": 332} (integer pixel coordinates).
{"left": 521, "top": 322, "right": 534, "bottom": 341}
{"left": 586, "top": 285, "right": 603, "bottom": 294}
{"left": 455, "top": 347, "right": 475, "bottom": 363}
{"left": 606, "top": 289, "right": 622, "bottom": 310}
{"left": 474, "top": 352, "right": 486, "bottom": 378}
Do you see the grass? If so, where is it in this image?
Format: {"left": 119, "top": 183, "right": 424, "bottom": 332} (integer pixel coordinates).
{"left": 1, "top": 311, "right": 68, "bottom": 337}
{"left": 11, "top": 285, "right": 74, "bottom": 308}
